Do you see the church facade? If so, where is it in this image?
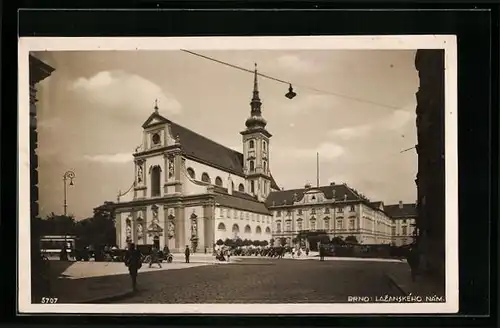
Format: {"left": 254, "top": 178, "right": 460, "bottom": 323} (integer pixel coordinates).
{"left": 96, "top": 67, "right": 279, "bottom": 252}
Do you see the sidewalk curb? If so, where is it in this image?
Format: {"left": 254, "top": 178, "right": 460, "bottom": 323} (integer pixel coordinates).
{"left": 82, "top": 289, "right": 136, "bottom": 304}
{"left": 384, "top": 273, "right": 408, "bottom": 296}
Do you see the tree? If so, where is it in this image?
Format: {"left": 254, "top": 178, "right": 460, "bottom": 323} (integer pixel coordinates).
{"left": 74, "top": 209, "right": 116, "bottom": 248}
{"left": 243, "top": 239, "right": 253, "bottom": 247}
{"left": 331, "top": 236, "right": 345, "bottom": 245}
{"left": 319, "top": 235, "right": 331, "bottom": 245}
{"left": 224, "top": 238, "right": 234, "bottom": 247}
{"left": 252, "top": 240, "right": 261, "bottom": 247}
{"left": 292, "top": 237, "right": 299, "bottom": 245}
{"left": 39, "top": 213, "right": 77, "bottom": 236}
{"left": 345, "top": 236, "right": 359, "bottom": 244}
{"left": 216, "top": 239, "right": 224, "bottom": 246}
{"left": 235, "top": 238, "right": 243, "bottom": 247}
{"left": 280, "top": 238, "right": 287, "bottom": 247}
{"left": 261, "top": 240, "right": 269, "bottom": 247}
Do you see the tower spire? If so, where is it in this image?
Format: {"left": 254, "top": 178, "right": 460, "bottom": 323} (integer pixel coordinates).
{"left": 154, "top": 99, "right": 159, "bottom": 113}
{"left": 253, "top": 63, "right": 259, "bottom": 97}
{"left": 250, "top": 63, "right": 262, "bottom": 116}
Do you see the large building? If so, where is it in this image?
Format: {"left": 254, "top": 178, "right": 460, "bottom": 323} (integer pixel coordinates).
{"left": 97, "top": 67, "right": 279, "bottom": 252}
{"left": 96, "top": 65, "right": 418, "bottom": 252}
{"left": 265, "top": 183, "right": 394, "bottom": 246}
{"left": 385, "top": 202, "right": 417, "bottom": 246}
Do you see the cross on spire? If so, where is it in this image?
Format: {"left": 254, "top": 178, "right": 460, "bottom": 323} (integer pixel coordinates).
{"left": 154, "top": 99, "right": 159, "bottom": 113}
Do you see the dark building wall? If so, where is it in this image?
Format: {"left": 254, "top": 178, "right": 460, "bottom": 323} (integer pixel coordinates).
{"left": 414, "top": 49, "right": 446, "bottom": 283}
{"left": 29, "top": 55, "right": 55, "bottom": 302}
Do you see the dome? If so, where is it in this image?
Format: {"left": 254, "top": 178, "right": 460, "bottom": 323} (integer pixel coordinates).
{"left": 245, "top": 115, "right": 267, "bottom": 128}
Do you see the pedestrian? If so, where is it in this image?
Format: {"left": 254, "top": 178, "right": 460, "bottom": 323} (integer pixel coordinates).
{"left": 406, "top": 243, "right": 420, "bottom": 282}
{"left": 226, "top": 249, "right": 231, "bottom": 263}
{"left": 124, "top": 243, "right": 142, "bottom": 292}
{"left": 319, "top": 245, "right": 325, "bottom": 261}
{"left": 149, "top": 246, "right": 162, "bottom": 268}
{"left": 292, "top": 247, "right": 296, "bottom": 259}
{"left": 204, "top": 247, "right": 207, "bottom": 255}
{"left": 185, "top": 245, "right": 191, "bottom": 263}
{"left": 163, "top": 245, "right": 170, "bottom": 257}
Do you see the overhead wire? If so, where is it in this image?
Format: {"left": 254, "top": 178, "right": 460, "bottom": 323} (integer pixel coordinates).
{"left": 181, "top": 49, "right": 401, "bottom": 110}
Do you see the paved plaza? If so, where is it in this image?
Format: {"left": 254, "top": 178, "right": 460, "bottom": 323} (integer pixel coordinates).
{"left": 107, "top": 258, "right": 406, "bottom": 303}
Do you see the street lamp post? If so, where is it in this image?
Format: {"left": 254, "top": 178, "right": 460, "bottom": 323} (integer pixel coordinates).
{"left": 63, "top": 170, "right": 75, "bottom": 216}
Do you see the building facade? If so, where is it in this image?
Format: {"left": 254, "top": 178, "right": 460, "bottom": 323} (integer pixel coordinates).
{"left": 265, "top": 183, "right": 394, "bottom": 246}
{"left": 97, "top": 67, "right": 279, "bottom": 252}
{"left": 385, "top": 202, "right": 417, "bottom": 246}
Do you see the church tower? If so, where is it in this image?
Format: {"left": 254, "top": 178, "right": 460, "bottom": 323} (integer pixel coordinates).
{"left": 240, "top": 64, "right": 272, "bottom": 202}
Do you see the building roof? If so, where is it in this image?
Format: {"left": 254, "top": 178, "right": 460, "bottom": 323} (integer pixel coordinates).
{"left": 384, "top": 203, "right": 417, "bottom": 219}
{"left": 265, "top": 183, "right": 363, "bottom": 207}
{"left": 214, "top": 190, "right": 271, "bottom": 215}
{"left": 143, "top": 114, "right": 280, "bottom": 190}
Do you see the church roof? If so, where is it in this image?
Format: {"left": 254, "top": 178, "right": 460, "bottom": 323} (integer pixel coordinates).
{"left": 384, "top": 203, "right": 417, "bottom": 219}
{"left": 214, "top": 190, "right": 271, "bottom": 215}
{"left": 168, "top": 121, "right": 280, "bottom": 190}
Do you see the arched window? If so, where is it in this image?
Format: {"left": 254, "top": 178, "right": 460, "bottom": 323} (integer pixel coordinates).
{"left": 250, "top": 181, "right": 255, "bottom": 193}
{"left": 276, "top": 221, "right": 282, "bottom": 233}
{"left": 263, "top": 161, "right": 267, "bottom": 173}
{"left": 324, "top": 217, "right": 330, "bottom": 230}
{"left": 263, "top": 141, "right": 267, "bottom": 151}
{"left": 297, "top": 218, "right": 303, "bottom": 231}
{"left": 285, "top": 219, "right": 292, "bottom": 231}
{"left": 217, "top": 222, "right": 226, "bottom": 231}
{"left": 244, "top": 225, "right": 251, "bottom": 233}
{"left": 215, "top": 176, "right": 223, "bottom": 187}
{"left": 187, "top": 167, "right": 195, "bottom": 179}
{"left": 232, "top": 224, "right": 240, "bottom": 233}
{"left": 310, "top": 217, "right": 316, "bottom": 230}
{"left": 249, "top": 161, "right": 255, "bottom": 171}
{"left": 238, "top": 183, "right": 245, "bottom": 192}
{"left": 256, "top": 226, "right": 262, "bottom": 234}
{"left": 201, "top": 172, "right": 211, "bottom": 183}
{"left": 249, "top": 140, "right": 255, "bottom": 149}
{"left": 150, "top": 165, "right": 161, "bottom": 197}
{"left": 265, "top": 227, "right": 271, "bottom": 234}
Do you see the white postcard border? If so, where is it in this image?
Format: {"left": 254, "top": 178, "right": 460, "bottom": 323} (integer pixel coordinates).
{"left": 18, "top": 35, "right": 458, "bottom": 314}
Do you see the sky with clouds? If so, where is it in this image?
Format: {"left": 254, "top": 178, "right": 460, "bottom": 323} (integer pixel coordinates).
{"left": 33, "top": 49, "right": 419, "bottom": 220}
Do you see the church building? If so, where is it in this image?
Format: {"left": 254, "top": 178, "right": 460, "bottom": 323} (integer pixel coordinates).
{"left": 96, "top": 66, "right": 279, "bottom": 252}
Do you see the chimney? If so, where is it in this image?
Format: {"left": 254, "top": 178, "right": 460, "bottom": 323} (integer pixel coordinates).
{"left": 330, "top": 182, "right": 335, "bottom": 186}
{"left": 399, "top": 200, "right": 403, "bottom": 209}
{"left": 305, "top": 183, "right": 311, "bottom": 189}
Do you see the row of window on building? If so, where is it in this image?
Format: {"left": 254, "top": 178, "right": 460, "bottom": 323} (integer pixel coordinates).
{"left": 217, "top": 208, "right": 271, "bottom": 224}
{"left": 275, "top": 205, "right": 357, "bottom": 217}
{"left": 217, "top": 222, "right": 272, "bottom": 235}
{"left": 274, "top": 217, "right": 358, "bottom": 233}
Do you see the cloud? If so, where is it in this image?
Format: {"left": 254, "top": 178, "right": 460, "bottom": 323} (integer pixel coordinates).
{"left": 328, "top": 124, "right": 372, "bottom": 140}
{"left": 37, "top": 117, "right": 62, "bottom": 129}
{"left": 285, "top": 142, "right": 345, "bottom": 160}
{"left": 385, "top": 109, "right": 413, "bottom": 130}
{"left": 327, "top": 107, "right": 414, "bottom": 140}
{"left": 280, "top": 94, "right": 338, "bottom": 116}
{"left": 276, "top": 55, "right": 319, "bottom": 73}
{"left": 70, "top": 71, "right": 182, "bottom": 117}
{"left": 83, "top": 153, "right": 132, "bottom": 164}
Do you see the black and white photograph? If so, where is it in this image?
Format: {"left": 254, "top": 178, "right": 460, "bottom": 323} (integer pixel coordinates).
{"left": 19, "top": 36, "right": 458, "bottom": 314}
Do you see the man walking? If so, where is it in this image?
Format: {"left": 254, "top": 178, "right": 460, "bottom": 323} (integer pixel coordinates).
{"left": 149, "top": 246, "right": 162, "bottom": 268}
{"left": 124, "top": 243, "right": 142, "bottom": 292}
{"left": 185, "top": 245, "right": 191, "bottom": 263}
{"left": 406, "top": 243, "right": 421, "bottom": 282}
{"left": 319, "top": 245, "right": 325, "bottom": 261}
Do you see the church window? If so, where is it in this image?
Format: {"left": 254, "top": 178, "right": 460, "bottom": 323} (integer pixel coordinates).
{"left": 245, "top": 225, "right": 251, "bottom": 233}
{"left": 251, "top": 181, "right": 255, "bottom": 193}
{"left": 201, "top": 172, "right": 211, "bottom": 184}
{"left": 265, "top": 227, "right": 271, "bottom": 234}
{"left": 249, "top": 161, "right": 255, "bottom": 171}
{"left": 285, "top": 220, "right": 292, "bottom": 231}
{"left": 263, "top": 161, "right": 267, "bottom": 173}
{"left": 276, "top": 211, "right": 281, "bottom": 217}
{"left": 276, "top": 221, "right": 282, "bottom": 233}
{"left": 249, "top": 140, "right": 255, "bottom": 149}
{"left": 324, "top": 217, "right": 330, "bottom": 230}
{"left": 217, "top": 223, "right": 226, "bottom": 231}
{"left": 187, "top": 167, "right": 195, "bottom": 179}
{"left": 256, "top": 226, "right": 262, "bottom": 234}
{"left": 215, "top": 176, "right": 223, "bottom": 187}
{"left": 150, "top": 166, "right": 161, "bottom": 197}
{"left": 263, "top": 141, "right": 267, "bottom": 151}
{"left": 238, "top": 183, "right": 245, "bottom": 192}
{"left": 232, "top": 224, "right": 240, "bottom": 233}
{"left": 152, "top": 133, "right": 161, "bottom": 146}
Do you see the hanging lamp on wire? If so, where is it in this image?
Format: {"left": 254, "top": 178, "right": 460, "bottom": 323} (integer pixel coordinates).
{"left": 285, "top": 84, "right": 297, "bottom": 99}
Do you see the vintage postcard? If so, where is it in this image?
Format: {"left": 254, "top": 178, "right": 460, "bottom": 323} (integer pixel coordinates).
{"left": 18, "top": 35, "right": 458, "bottom": 314}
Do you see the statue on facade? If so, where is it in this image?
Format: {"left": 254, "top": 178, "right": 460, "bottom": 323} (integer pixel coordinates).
{"left": 167, "top": 214, "right": 175, "bottom": 239}
{"left": 137, "top": 222, "right": 143, "bottom": 240}
{"left": 168, "top": 156, "right": 174, "bottom": 179}
{"left": 191, "top": 218, "right": 198, "bottom": 237}
{"left": 137, "top": 163, "right": 143, "bottom": 183}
